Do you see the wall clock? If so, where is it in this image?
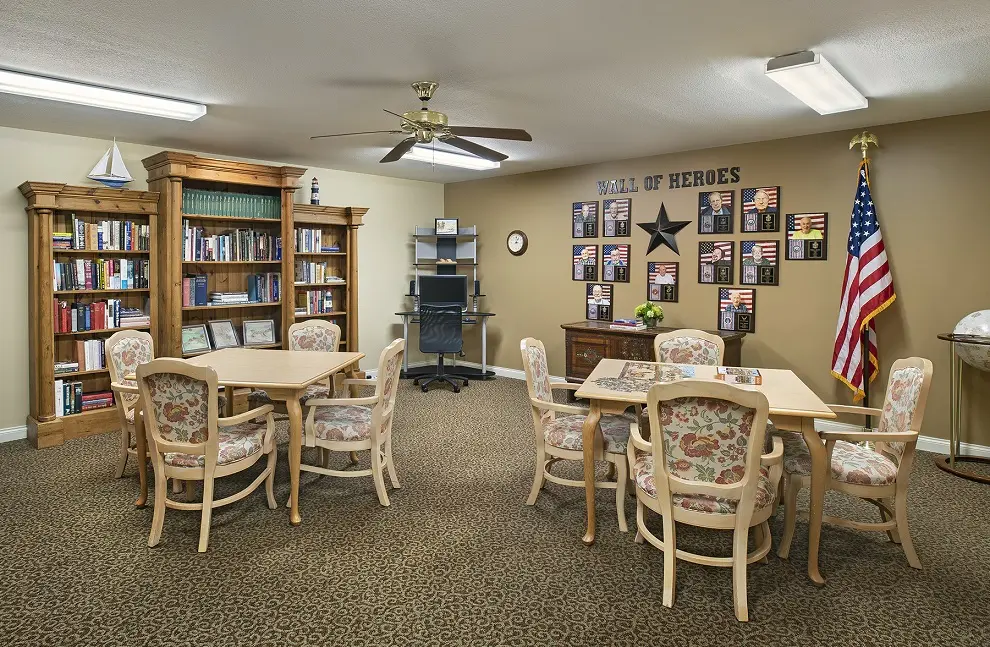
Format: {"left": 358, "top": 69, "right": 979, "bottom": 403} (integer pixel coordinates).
{"left": 507, "top": 230, "right": 529, "bottom": 256}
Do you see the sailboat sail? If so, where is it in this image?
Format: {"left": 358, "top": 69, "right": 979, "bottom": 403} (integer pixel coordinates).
{"left": 88, "top": 140, "right": 133, "bottom": 188}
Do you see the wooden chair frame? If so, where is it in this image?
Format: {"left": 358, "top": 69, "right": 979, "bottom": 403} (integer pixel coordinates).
{"left": 652, "top": 329, "right": 725, "bottom": 364}
{"left": 136, "top": 358, "right": 278, "bottom": 552}
{"left": 106, "top": 330, "right": 155, "bottom": 479}
{"left": 778, "top": 357, "right": 933, "bottom": 569}
{"left": 629, "top": 379, "right": 783, "bottom": 622}
{"left": 520, "top": 338, "right": 631, "bottom": 532}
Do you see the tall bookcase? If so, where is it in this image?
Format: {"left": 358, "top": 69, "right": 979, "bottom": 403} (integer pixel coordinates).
{"left": 21, "top": 182, "right": 160, "bottom": 448}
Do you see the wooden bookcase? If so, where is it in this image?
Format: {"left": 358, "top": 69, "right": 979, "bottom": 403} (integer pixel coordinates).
{"left": 20, "top": 182, "right": 160, "bottom": 448}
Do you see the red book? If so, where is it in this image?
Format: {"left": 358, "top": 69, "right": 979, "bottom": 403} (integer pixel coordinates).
{"left": 182, "top": 277, "right": 191, "bottom": 307}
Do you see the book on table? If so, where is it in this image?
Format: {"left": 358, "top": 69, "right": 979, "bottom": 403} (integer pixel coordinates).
{"left": 715, "top": 367, "right": 762, "bottom": 385}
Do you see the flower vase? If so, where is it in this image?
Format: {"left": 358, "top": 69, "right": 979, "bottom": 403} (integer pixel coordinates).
{"left": 644, "top": 317, "right": 658, "bottom": 329}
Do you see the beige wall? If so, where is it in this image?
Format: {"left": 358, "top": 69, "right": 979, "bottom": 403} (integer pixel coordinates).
{"left": 445, "top": 111, "right": 990, "bottom": 445}
{"left": 0, "top": 126, "right": 442, "bottom": 431}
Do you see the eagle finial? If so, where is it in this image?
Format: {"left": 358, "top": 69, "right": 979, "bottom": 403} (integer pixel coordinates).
{"left": 849, "top": 131, "right": 879, "bottom": 159}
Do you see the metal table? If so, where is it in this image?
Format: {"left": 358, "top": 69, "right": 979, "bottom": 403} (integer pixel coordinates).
{"left": 935, "top": 332, "right": 990, "bottom": 484}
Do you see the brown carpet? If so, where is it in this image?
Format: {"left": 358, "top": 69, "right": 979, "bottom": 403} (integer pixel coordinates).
{"left": 0, "top": 378, "right": 987, "bottom": 646}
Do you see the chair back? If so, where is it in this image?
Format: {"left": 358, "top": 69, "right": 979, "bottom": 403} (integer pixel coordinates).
{"left": 653, "top": 329, "right": 724, "bottom": 365}
{"left": 876, "top": 357, "right": 933, "bottom": 464}
{"left": 287, "top": 320, "right": 341, "bottom": 352}
{"left": 419, "top": 305, "right": 463, "bottom": 354}
{"left": 373, "top": 339, "right": 405, "bottom": 437}
{"left": 519, "top": 338, "right": 555, "bottom": 425}
{"left": 106, "top": 330, "right": 155, "bottom": 408}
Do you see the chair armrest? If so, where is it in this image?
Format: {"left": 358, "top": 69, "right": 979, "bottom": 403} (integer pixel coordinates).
{"left": 110, "top": 381, "right": 138, "bottom": 396}
{"left": 819, "top": 430, "right": 918, "bottom": 444}
{"left": 306, "top": 395, "right": 380, "bottom": 408}
{"left": 218, "top": 404, "right": 274, "bottom": 427}
{"left": 761, "top": 435, "right": 784, "bottom": 467}
{"left": 550, "top": 382, "right": 580, "bottom": 391}
{"left": 531, "top": 398, "right": 589, "bottom": 416}
{"left": 628, "top": 423, "right": 652, "bottom": 452}
{"left": 827, "top": 404, "right": 883, "bottom": 417}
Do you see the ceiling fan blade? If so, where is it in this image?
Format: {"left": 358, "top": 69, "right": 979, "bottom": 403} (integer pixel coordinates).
{"left": 441, "top": 136, "right": 509, "bottom": 162}
{"left": 447, "top": 127, "right": 532, "bottom": 142}
{"left": 311, "top": 130, "right": 403, "bottom": 140}
{"left": 383, "top": 108, "right": 422, "bottom": 129}
{"left": 380, "top": 137, "right": 417, "bottom": 163}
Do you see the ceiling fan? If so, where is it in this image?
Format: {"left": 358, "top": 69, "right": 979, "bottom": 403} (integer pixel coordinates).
{"left": 311, "top": 81, "right": 532, "bottom": 164}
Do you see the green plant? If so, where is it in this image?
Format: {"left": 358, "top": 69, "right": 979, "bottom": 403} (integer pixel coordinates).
{"left": 634, "top": 301, "right": 664, "bottom": 323}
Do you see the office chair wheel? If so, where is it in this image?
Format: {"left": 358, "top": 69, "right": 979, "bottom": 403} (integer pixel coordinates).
{"left": 421, "top": 385, "right": 428, "bottom": 392}
{"left": 453, "top": 386, "right": 460, "bottom": 393}
{"left": 413, "top": 378, "right": 420, "bottom": 386}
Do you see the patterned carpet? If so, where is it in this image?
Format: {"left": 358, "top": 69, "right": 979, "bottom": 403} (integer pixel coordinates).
{"left": 0, "top": 378, "right": 988, "bottom": 646}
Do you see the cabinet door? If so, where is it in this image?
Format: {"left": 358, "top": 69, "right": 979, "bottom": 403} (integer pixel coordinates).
{"left": 567, "top": 333, "right": 608, "bottom": 379}
{"left": 608, "top": 335, "right": 654, "bottom": 362}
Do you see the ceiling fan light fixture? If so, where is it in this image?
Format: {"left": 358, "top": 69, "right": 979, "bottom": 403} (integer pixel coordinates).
{"left": 402, "top": 145, "right": 501, "bottom": 170}
{"left": 765, "top": 51, "right": 867, "bottom": 115}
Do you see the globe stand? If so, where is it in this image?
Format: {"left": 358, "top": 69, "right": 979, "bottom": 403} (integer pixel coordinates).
{"left": 935, "top": 332, "right": 990, "bottom": 484}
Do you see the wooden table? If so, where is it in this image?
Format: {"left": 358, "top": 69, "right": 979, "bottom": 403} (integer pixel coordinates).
{"left": 574, "top": 359, "right": 835, "bottom": 584}
{"left": 132, "top": 348, "right": 363, "bottom": 525}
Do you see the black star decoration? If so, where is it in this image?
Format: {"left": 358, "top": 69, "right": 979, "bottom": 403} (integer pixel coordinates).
{"left": 637, "top": 203, "right": 690, "bottom": 255}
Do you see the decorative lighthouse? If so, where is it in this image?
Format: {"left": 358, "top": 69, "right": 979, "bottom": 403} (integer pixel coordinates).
{"left": 310, "top": 177, "right": 320, "bottom": 205}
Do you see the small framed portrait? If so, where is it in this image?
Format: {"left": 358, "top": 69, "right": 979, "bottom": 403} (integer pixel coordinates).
{"left": 242, "top": 319, "right": 276, "bottom": 346}
{"left": 572, "top": 244, "right": 598, "bottom": 281}
{"left": 786, "top": 213, "right": 828, "bottom": 260}
{"left": 718, "top": 288, "right": 756, "bottom": 333}
{"left": 181, "top": 324, "right": 212, "bottom": 355}
{"left": 602, "top": 198, "right": 631, "bottom": 237}
{"left": 741, "top": 186, "right": 781, "bottom": 232}
{"left": 740, "top": 240, "right": 779, "bottom": 286}
{"left": 207, "top": 319, "right": 240, "bottom": 349}
{"left": 572, "top": 201, "right": 598, "bottom": 238}
{"left": 435, "top": 218, "right": 459, "bottom": 236}
{"left": 602, "top": 244, "right": 630, "bottom": 282}
{"left": 698, "top": 241, "right": 734, "bottom": 285}
{"left": 586, "top": 283, "right": 613, "bottom": 322}
{"left": 698, "top": 190, "right": 734, "bottom": 235}
{"left": 648, "top": 262, "right": 678, "bottom": 303}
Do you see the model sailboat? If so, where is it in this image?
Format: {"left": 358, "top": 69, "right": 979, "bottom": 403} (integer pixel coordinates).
{"left": 87, "top": 140, "right": 133, "bottom": 188}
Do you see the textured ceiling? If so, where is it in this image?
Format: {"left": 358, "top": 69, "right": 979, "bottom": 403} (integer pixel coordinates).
{"left": 1, "top": 0, "right": 989, "bottom": 183}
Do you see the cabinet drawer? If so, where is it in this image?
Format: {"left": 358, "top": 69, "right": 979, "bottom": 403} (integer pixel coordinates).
{"left": 608, "top": 335, "right": 653, "bottom": 362}
{"left": 566, "top": 334, "right": 608, "bottom": 379}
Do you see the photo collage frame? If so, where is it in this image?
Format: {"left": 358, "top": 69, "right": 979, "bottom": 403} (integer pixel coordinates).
{"left": 741, "top": 186, "right": 781, "bottom": 233}
{"left": 647, "top": 262, "right": 678, "bottom": 303}
{"left": 786, "top": 213, "right": 828, "bottom": 260}
{"left": 740, "top": 240, "right": 779, "bottom": 286}
{"left": 586, "top": 283, "right": 613, "bottom": 321}
{"left": 603, "top": 244, "right": 630, "bottom": 282}
{"left": 603, "top": 198, "right": 631, "bottom": 237}
{"left": 718, "top": 288, "right": 756, "bottom": 333}
{"left": 698, "top": 240, "right": 734, "bottom": 285}
{"left": 572, "top": 244, "right": 598, "bottom": 281}
{"left": 572, "top": 201, "right": 598, "bottom": 238}
{"left": 698, "top": 190, "right": 734, "bottom": 235}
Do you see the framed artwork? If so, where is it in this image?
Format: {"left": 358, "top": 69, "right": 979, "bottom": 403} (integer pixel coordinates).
{"left": 602, "top": 244, "right": 630, "bottom": 282}
{"left": 207, "top": 319, "right": 240, "bottom": 349}
{"left": 435, "top": 218, "right": 459, "bottom": 236}
{"left": 572, "top": 244, "right": 598, "bottom": 281}
{"left": 572, "top": 201, "right": 598, "bottom": 238}
{"left": 740, "top": 240, "right": 779, "bottom": 286}
{"left": 786, "top": 213, "right": 828, "bottom": 260}
{"left": 741, "top": 186, "right": 781, "bottom": 232}
{"left": 603, "top": 198, "right": 631, "bottom": 237}
{"left": 242, "top": 319, "right": 276, "bottom": 346}
{"left": 698, "top": 190, "right": 734, "bottom": 234}
{"left": 586, "top": 283, "right": 613, "bottom": 322}
{"left": 698, "top": 241, "right": 734, "bottom": 285}
{"left": 648, "top": 262, "right": 678, "bottom": 303}
{"left": 181, "top": 324, "right": 211, "bottom": 355}
{"left": 718, "top": 288, "right": 756, "bottom": 333}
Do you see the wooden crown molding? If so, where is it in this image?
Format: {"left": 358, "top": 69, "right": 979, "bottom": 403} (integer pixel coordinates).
{"left": 293, "top": 203, "right": 369, "bottom": 226}
{"left": 19, "top": 182, "right": 160, "bottom": 213}
{"left": 141, "top": 151, "right": 306, "bottom": 189}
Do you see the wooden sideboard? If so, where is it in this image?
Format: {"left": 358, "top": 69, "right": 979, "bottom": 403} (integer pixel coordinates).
{"left": 561, "top": 321, "right": 745, "bottom": 381}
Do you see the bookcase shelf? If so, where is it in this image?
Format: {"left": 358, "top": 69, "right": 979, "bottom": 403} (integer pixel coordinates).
{"left": 294, "top": 282, "right": 347, "bottom": 288}
{"left": 55, "top": 325, "right": 151, "bottom": 337}
{"left": 182, "top": 213, "right": 282, "bottom": 224}
{"left": 181, "top": 260, "right": 283, "bottom": 265}
{"left": 182, "top": 302, "right": 281, "bottom": 311}
{"left": 295, "top": 252, "right": 347, "bottom": 257}
{"left": 55, "top": 368, "right": 110, "bottom": 378}
{"left": 54, "top": 288, "right": 151, "bottom": 295}
{"left": 53, "top": 249, "right": 151, "bottom": 256}
{"left": 294, "top": 311, "right": 347, "bottom": 319}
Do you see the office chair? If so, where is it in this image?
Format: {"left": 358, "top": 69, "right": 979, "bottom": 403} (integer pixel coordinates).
{"left": 414, "top": 304, "right": 470, "bottom": 393}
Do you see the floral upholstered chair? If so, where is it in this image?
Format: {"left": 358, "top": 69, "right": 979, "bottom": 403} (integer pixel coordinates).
{"left": 136, "top": 358, "right": 278, "bottom": 552}
{"left": 653, "top": 329, "right": 724, "bottom": 365}
{"left": 248, "top": 320, "right": 342, "bottom": 414}
{"left": 299, "top": 339, "right": 405, "bottom": 506}
{"left": 106, "top": 331, "right": 155, "bottom": 479}
{"left": 520, "top": 337, "right": 638, "bottom": 532}
{"left": 627, "top": 380, "right": 783, "bottom": 622}
{"left": 778, "top": 357, "right": 933, "bottom": 569}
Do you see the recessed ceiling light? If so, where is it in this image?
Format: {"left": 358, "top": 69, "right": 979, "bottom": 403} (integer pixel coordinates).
{"left": 765, "top": 51, "right": 867, "bottom": 115}
{"left": 0, "top": 69, "right": 207, "bottom": 121}
{"left": 402, "top": 145, "right": 501, "bottom": 170}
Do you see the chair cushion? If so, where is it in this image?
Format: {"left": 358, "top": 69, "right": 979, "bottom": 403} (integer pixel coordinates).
{"left": 543, "top": 414, "right": 634, "bottom": 454}
{"left": 126, "top": 394, "right": 227, "bottom": 424}
{"left": 311, "top": 405, "right": 373, "bottom": 441}
{"left": 248, "top": 384, "right": 330, "bottom": 406}
{"left": 163, "top": 420, "right": 267, "bottom": 468}
{"left": 632, "top": 450, "right": 774, "bottom": 515}
{"left": 781, "top": 435, "right": 898, "bottom": 486}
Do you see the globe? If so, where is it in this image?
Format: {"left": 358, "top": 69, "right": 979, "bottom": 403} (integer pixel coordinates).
{"left": 953, "top": 310, "right": 990, "bottom": 371}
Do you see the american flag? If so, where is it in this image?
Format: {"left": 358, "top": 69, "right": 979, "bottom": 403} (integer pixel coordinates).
{"left": 603, "top": 244, "right": 628, "bottom": 264}
{"left": 587, "top": 283, "right": 612, "bottom": 302}
{"left": 648, "top": 262, "right": 677, "bottom": 282}
{"left": 701, "top": 191, "right": 733, "bottom": 210}
{"left": 742, "top": 240, "right": 777, "bottom": 262}
{"left": 787, "top": 213, "right": 827, "bottom": 234}
{"left": 720, "top": 288, "right": 754, "bottom": 310}
{"left": 699, "top": 241, "right": 733, "bottom": 263}
{"left": 573, "top": 202, "right": 597, "bottom": 218}
{"left": 831, "top": 161, "right": 896, "bottom": 401}
{"left": 743, "top": 186, "right": 779, "bottom": 211}
{"left": 573, "top": 245, "right": 597, "bottom": 264}
{"left": 603, "top": 199, "right": 629, "bottom": 220}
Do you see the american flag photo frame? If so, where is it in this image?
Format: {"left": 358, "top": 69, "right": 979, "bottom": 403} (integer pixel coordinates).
{"left": 718, "top": 288, "right": 756, "bottom": 333}
{"left": 740, "top": 240, "right": 779, "bottom": 286}
{"left": 603, "top": 198, "right": 631, "bottom": 237}
{"left": 741, "top": 186, "right": 781, "bottom": 233}
{"left": 786, "top": 213, "right": 828, "bottom": 260}
{"left": 648, "top": 262, "right": 678, "bottom": 302}
{"left": 573, "top": 244, "right": 598, "bottom": 281}
{"left": 572, "top": 201, "right": 598, "bottom": 238}
{"left": 698, "top": 190, "right": 734, "bottom": 235}
{"left": 603, "top": 244, "right": 630, "bottom": 282}
{"left": 698, "top": 240, "right": 734, "bottom": 285}
{"left": 586, "top": 283, "right": 613, "bottom": 321}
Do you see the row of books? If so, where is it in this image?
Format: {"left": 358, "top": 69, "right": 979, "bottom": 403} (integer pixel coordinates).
{"left": 57, "top": 339, "right": 108, "bottom": 372}
{"left": 182, "top": 275, "right": 282, "bottom": 307}
{"left": 182, "top": 221, "right": 282, "bottom": 262}
{"left": 294, "top": 228, "right": 341, "bottom": 254}
{"left": 54, "top": 381, "right": 114, "bottom": 417}
{"left": 210, "top": 291, "right": 250, "bottom": 306}
{"left": 53, "top": 299, "right": 149, "bottom": 333}
{"left": 293, "top": 261, "right": 344, "bottom": 285}
{"left": 182, "top": 275, "right": 209, "bottom": 307}
{"left": 295, "top": 290, "right": 335, "bottom": 315}
{"left": 55, "top": 217, "right": 151, "bottom": 251}
{"left": 182, "top": 189, "right": 281, "bottom": 220}
{"left": 246, "top": 273, "right": 281, "bottom": 304}
{"left": 53, "top": 258, "right": 150, "bottom": 291}
{"left": 610, "top": 318, "right": 647, "bottom": 331}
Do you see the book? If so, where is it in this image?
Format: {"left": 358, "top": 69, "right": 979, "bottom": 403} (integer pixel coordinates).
{"left": 610, "top": 324, "right": 646, "bottom": 331}
{"left": 715, "top": 367, "right": 763, "bottom": 385}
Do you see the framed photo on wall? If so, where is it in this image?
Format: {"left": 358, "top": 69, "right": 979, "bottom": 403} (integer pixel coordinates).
{"left": 586, "top": 283, "right": 613, "bottom": 321}
{"left": 572, "top": 244, "right": 598, "bottom": 281}
{"left": 740, "top": 240, "right": 779, "bottom": 286}
{"left": 698, "top": 190, "right": 734, "bottom": 234}
{"left": 602, "top": 198, "right": 631, "bottom": 237}
{"left": 786, "top": 213, "right": 828, "bottom": 260}
{"left": 207, "top": 319, "right": 240, "bottom": 349}
{"left": 572, "top": 201, "right": 598, "bottom": 238}
{"left": 435, "top": 218, "right": 459, "bottom": 236}
{"left": 242, "top": 319, "right": 276, "bottom": 346}
{"left": 698, "top": 241, "right": 734, "bottom": 285}
{"left": 602, "top": 244, "right": 630, "bottom": 282}
{"left": 648, "top": 262, "right": 678, "bottom": 303}
{"left": 181, "top": 324, "right": 211, "bottom": 355}
{"left": 741, "top": 186, "right": 781, "bottom": 233}
{"left": 718, "top": 288, "right": 756, "bottom": 333}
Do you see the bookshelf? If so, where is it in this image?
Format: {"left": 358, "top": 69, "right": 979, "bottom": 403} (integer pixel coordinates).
{"left": 20, "top": 182, "right": 159, "bottom": 448}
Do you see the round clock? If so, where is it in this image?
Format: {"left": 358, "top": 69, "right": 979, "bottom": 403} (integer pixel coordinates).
{"left": 507, "top": 230, "right": 528, "bottom": 256}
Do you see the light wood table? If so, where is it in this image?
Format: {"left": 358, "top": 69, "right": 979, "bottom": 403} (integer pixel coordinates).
{"left": 132, "top": 348, "right": 363, "bottom": 525}
{"left": 574, "top": 359, "right": 835, "bottom": 585}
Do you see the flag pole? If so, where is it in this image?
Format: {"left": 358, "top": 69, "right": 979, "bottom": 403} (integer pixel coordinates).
{"left": 849, "top": 131, "right": 879, "bottom": 427}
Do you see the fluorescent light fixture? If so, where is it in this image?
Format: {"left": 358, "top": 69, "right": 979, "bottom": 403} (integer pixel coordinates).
{"left": 0, "top": 69, "right": 207, "bottom": 121}
{"left": 403, "top": 145, "right": 501, "bottom": 170}
{"left": 765, "top": 51, "right": 867, "bottom": 115}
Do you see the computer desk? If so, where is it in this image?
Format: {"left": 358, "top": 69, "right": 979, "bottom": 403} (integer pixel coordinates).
{"left": 395, "top": 310, "right": 496, "bottom": 380}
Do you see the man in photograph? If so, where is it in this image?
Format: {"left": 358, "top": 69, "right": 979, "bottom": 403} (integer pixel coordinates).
{"left": 710, "top": 247, "right": 724, "bottom": 264}
{"left": 792, "top": 216, "right": 823, "bottom": 240}
{"left": 653, "top": 265, "right": 675, "bottom": 285}
{"left": 581, "top": 203, "right": 595, "bottom": 223}
{"left": 574, "top": 247, "right": 594, "bottom": 265}
{"left": 743, "top": 243, "right": 770, "bottom": 266}
{"left": 700, "top": 192, "right": 729, "bottom": 216}
{"left": 588, "top": 284, "right": 609, "bottom": 305}
{"left": 605, "top": 201, "right": 628, "bottom": 221}
{"left": 747, "top": 189, "right": 774, "bottom": 214}
{"left": 725, "top": 291, "right": 749, "bottom": 313}
{"left": 605, "top": 248, "right": 625, "bottom": 266}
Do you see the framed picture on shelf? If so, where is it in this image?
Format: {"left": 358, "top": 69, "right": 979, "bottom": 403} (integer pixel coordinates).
{"left": 698, "top": 190, "right": 734, "bottom": 234}
{"left": 602, "top": 244, "right": 630, "bottom": 282}
{"left": 572, "top": 201, "right": 598, "bottom": 238}
{"left": 740, "top": 240, "right": 779, "bottom": 286}
{"left": 242, "top": 319, "right": 276, "bottom": 346}
{"left": 648, "top": 262, "right": 678, "bottom": 302}
{"left": 435, "top": 218, "right": 459, "bottom": 236}
{"left": 573, "top": 244, "right": 598, "bottom": 281}
{"left": 741, "top": 186, "right": 781, "bottom": 232}
{"left": 181, "top": 324, "right": 212, "bottom": 355}
{"left": 603, "top": 198, "right": 631, "bottom": 237}
{"left": 718, "top": 288, "right": 756, "bottom": 333}
{"left": 698, "top": 241, "right": 734, "bottom": 285}
{"left": 786, "top": 213, "right": 828, "bottom": 260}
{"left": 207, "top": 320, "right": 240, "bottom": 349}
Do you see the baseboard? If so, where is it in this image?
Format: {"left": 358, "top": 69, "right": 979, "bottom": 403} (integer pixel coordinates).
{"left": 454, "top": 360, "right": 567, "bottom": 383}
{"left": 0, "top": 425, "right": 28, "bottom": 444}
{"left": 812, "top": 419, "right": 990, "bottom": 458}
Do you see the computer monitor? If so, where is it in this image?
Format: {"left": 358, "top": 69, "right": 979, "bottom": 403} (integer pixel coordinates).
{"left": 419, "top": 274, "right": 468, "bottom": 310}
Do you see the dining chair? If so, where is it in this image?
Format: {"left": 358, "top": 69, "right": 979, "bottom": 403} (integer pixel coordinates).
{"left": 106, "top": 330, "right": 156, "bottom": 479}
{"left": 298, "top": 338, "right": 405, "bottom": 506}
{"left": 628, "top": 380, "right": 783, "bottom": 622}
{"left": 778, "top": 357, "right": 933, "bottom": 569}
{"left": 248, "top": 320, "right": 342, "bottom": 413}
{"left": 653, "top": 329, "right": 724, "bottom": 365}
{"left": 520, "top": 337, "right": 636, "bottom": 532}
{"left": 136, "top": 358, "right": 278, "bottom": 552}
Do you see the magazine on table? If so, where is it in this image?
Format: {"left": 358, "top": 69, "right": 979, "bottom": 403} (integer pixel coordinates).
{"left": 715, "top": 367, "right": 762, "bottom": 385}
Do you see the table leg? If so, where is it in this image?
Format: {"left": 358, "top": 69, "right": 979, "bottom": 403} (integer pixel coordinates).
{"left": 949, "top": 343, "right": 957, "bottom": 468}
{"left": 801, "top": 416, "right": 827, "bottom": 585}
{"left": 285, "top": 395, "right": 303, "bottom": 526}
{"left": 582, "top": 400, "right": 602, "bottom": 546}
{"left": 224, "top": 386, "right": 234, "bottom": 417}
{"left": 402, "top": 315, "right": 410, "bottom": 374}
{"left": 482, "top": 317, "right": 488, "bottom": 375}
{"left": 134, "top": 409, "right": 148, "bottom": 508}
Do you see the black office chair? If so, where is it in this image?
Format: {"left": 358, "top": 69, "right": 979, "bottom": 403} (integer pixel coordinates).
{"left": 414, "top": 304, "right": 470, "bottom": 393}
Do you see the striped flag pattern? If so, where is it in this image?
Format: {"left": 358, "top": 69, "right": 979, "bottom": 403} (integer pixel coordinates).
{"left": 831, "top": 161, "right": 896, "bottom": 400}
{"left": 787, "top": 213, "right": 826, "bottom": 233}
{"left": 742, "top": 240, "right": 777, "bottom": 262}
{"left": 648, "top": 262, "right": 677, "bottom": 282}
{"left": 573, "top": 245, "right": 597, "bottom": 264}
{"left": 743, "top": 186, "right": 779, "bottom": 211}
{"left": 603, "top": 199, "right": 630, "bottom": 220}
{"left": 603, "top": 244, "right": 629, "bottom": 264}
{"left": 720, "top": 288, "right": 754, "bottom": 309}
{"left": 700, "top": 241, "right": 733, "bottom": 263}
{"left": 700, "top": 191, "right": 733, "bottom": 211}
